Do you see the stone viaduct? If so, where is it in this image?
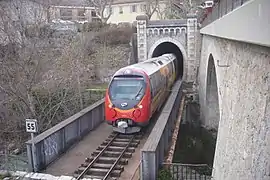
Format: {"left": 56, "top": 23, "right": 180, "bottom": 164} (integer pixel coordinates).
{"left": 135, "top": 0, "right": 270, "bottom": 179}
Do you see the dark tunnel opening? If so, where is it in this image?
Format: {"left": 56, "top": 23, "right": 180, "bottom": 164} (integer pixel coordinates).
{"left": 151, "top": 42, "right": 184, "bottom": 79}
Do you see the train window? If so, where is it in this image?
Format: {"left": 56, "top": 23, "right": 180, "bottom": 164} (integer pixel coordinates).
{"left": 150, "top": 77, "right": 154, "bottom": 98}
{"left": 168, "top": 63, "right": 173, "bottom": 76}
{"left": 152, "top": 72, "right": 158, "bottom": 97}
{"left": 152, "top": 74, "right": 157, "bottom": 97}
{"left": 109, "top": 77, "right": 146, "bottom": 101}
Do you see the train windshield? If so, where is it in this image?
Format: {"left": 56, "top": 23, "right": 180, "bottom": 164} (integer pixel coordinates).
{"left": 109, "top": 77, "right": 145, "bottom": 101}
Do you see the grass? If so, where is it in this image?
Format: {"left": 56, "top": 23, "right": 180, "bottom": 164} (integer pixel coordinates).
{"left": 85, "top": 82, "right": 109, "bottom": 92}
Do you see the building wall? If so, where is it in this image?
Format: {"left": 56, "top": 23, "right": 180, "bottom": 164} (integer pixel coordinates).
{"left": 49, "top": 6, "right": 99, "bottom": 22}
{"left": 105, "top": 2, "right": 167, "bottom": 24}
{"left": 199, "top": 34, "right": 270, "bottom": 180}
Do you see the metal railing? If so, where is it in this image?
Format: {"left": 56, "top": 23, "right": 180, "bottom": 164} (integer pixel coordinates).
{"left": 163, "top": 163, "right": 212, "bottom": 180}
{"left": 202, "top": 0, "right": 251, "bottom": 27}
{"left": 25, "top": 99, "right": 105, "bottom": 172}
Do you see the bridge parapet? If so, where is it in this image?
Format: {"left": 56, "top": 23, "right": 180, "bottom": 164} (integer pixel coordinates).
{"left": 140, "top": 80, "right": 185, "bottom": 180}
{"left": 25, "top": 99, "right": 105, "bottom": 172}
{"left": 201, "top": 0, "right": 270, "bottom": 47}
{"left": 202, "top": 0, "right": 251, "bottom": 27}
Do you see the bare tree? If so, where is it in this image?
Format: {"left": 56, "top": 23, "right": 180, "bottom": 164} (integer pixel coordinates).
{"left": 141, "top": 0, "right": 159, "bottom": 20}
{"left": 156, "top": 3, "right": 167, "bottom": 20}
{"left": 166, "top": 0, "right": 203, "bottom": 19}
{"left": 88, "top": 0, "right": 114, "bottom": 24}
{"left": 0, "top": 0, "right": 94, "bottom": 154}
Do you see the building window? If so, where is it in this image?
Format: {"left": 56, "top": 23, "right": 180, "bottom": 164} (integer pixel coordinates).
{"left": 130, "top": 5, "right": 137, "bottom": 12}
{"left": 78, "top": 9, "right": 85, "bottom": 16}
{"left": 60, "top": 8, "right": 72, "bottom": 20}
{"left": 107, "top": 7, "right": 113, "bottom": 15}
{"left": 77, "top": 9, "right": 86, "bottom": 21}
{"left": 119, "top": 6, "right": 123, "bottom": 14}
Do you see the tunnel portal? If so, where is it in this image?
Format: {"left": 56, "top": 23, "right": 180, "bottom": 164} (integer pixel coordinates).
{"left": 150, "top": 42, "right": 184, "bottom": 79}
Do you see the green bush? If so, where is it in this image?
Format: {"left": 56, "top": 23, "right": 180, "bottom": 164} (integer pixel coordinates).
{"left": 158, "top": 168, "right": 173, "bottom": 180}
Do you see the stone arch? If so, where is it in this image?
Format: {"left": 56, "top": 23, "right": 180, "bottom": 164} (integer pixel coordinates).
{"left": 159, "top": 29, "right": 163, "bottom": 35}
{"left": 164, "top": 28, "right": 169, "bottom": 35}
{"left": 175, "top": 28, "right": 181, "bottom": 35}
{"left": 205, "top": 53, "right": 220, "bottom": 130}
{"left": 148, "top": 37, "right": 188, "bottom": 80}
{"left": 170, "top": 28, "right": 174, "bottom": 35}
{"left": 154, "top": 28, "right": 158, "bottom": 35}
{"left": 181, "top": 27, "right": 186, "bottom": 34}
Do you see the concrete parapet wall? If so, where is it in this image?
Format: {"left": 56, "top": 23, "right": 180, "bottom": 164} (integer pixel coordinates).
{"left": 26, "top": 99, "right": 105, "bottom": 172}
{"left": 140, "top": 80, "right": 184, "bottom": 180}
{"left": 201, "top": 0, "right": 270, "bottom": 47}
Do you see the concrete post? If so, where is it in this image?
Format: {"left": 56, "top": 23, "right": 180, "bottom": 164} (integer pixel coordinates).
{"left": 72, "top": 9, "right": 77, "bottom": 21}
{"left": 187, "top": 14, "right": 198, "bottom": 82}
{"left": 136, "top": 15, "right": 148, "bottom": 62}
{"left": 85, "top": 9, "right": 92, "bottom": 22}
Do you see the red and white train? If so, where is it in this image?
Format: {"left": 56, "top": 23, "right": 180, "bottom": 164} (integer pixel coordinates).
{"left": 105, "top": 53, "right": 178, "bottom": 134}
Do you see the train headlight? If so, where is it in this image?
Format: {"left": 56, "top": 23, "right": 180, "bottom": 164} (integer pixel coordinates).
{"left": 108, "top": 104, "right": 113, "bottom": 108}
{"left": 138, "top": 105, "right": 143, "bottom": 109}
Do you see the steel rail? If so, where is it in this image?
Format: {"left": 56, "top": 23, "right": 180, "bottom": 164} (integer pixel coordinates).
{"left": 102, "top": 135, "right": 135, "bottom": 180}
{"left": 76, "top": 133, "right": 119, "bottom": 180}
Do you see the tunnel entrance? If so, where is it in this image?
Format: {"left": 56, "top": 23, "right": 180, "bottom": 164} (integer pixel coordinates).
{"left": 151, "top": 42, "right": 184, "bottom": 79}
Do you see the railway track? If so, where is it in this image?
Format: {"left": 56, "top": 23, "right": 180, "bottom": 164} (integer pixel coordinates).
{"left": 74, "top": 132, "right": 142, "bottom": 180}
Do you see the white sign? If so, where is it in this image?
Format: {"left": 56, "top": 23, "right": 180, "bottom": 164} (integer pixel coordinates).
{"left": 26, "top": 119, "right": 38, "bottom": 133}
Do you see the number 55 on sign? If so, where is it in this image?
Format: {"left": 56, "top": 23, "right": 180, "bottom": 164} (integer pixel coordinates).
{"left": 26, "top": 119, "right": 38, "bottom": 133}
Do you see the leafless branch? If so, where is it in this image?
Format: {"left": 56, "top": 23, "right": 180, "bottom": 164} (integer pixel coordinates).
{"left": 88, "top": 0, "right": 113, "bottom": 23}
{"left": 140, "top": 0, "right": 159, "bottom": 19}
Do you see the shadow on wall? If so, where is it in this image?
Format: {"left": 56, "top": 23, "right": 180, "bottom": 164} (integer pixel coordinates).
{"left": 151, "top": 42, "right": 184, "bottom": 79}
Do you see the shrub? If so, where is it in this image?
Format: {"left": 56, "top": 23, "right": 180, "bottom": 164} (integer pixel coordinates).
{"left": 82, "top": 22, "right": 107, "bottom": 32}
{"left": 94, "top": 26, "right": 133, "bottom": 45}
{"left": 158, "top": 168, "right": 173, "bottom": 180}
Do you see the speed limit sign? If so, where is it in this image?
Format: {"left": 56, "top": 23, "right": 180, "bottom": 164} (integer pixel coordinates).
{"left": 25, "top": 119, "right": 38, "bottom": 133}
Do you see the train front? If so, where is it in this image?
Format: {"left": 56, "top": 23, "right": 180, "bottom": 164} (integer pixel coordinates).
{"left": 105, "top": 68, "right": 151, "bottom": 134}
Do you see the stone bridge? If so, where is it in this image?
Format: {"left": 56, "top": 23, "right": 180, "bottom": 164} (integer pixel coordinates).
{"left": 136, "top": 0, "right": 269, "bottom": 179}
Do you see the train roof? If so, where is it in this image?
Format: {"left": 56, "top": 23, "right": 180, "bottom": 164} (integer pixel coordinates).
{"left": 117, "top": 54, "right": 176, "bottom": 76}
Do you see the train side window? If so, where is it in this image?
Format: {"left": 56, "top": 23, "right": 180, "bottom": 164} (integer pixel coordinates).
{"left": 156, "top": 71, "right": 162, "bottom": 91}
{"left": 168, "top": 63, "right": 173, "bottom": 76}
{"left": 153, "top": 72, "right": 159, "bottom": 96}
{"left": 153, "top": 73, "right": 158, "bottom": 96}
{"left": 150, "top": 76, "right": 154, "bottom": 98}
{"left": 158, "top": 61, "right": 163, "bottom": 65}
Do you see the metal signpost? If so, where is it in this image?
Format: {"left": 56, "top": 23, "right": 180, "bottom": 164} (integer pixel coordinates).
{"left": 25, "top": 119, "right": 38, "bottom": 172}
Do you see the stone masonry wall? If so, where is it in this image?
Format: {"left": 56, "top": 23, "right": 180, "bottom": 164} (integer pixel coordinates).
{"left": 199, "top": 35, "right": 270, "bottom": 180}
